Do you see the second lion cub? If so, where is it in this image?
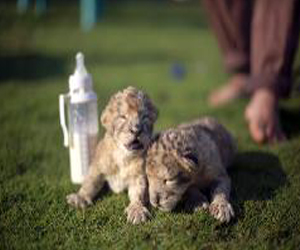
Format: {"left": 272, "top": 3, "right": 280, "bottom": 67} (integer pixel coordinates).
{"left": 146, "top": 117, "right": 236, "bottom": 223}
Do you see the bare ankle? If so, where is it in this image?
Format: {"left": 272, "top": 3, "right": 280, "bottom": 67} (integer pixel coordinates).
{"left": 208, "top": 73, "right": 250, "bottom": 107}
{"left": 252, "top": 88, "right": 278, "bottom": 106}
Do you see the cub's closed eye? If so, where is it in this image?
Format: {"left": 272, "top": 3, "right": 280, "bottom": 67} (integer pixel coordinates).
{"left": 183, "top": 152, "right": 198, "bottom": 166}
{"left": 166, "top": 172, "right": 189, "bottom": 185}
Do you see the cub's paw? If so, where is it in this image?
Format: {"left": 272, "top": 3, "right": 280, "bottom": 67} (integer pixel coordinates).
{"left": 66, "top": 193, "right": 92, "bottom": 209}
{"left": 125, "top": 203, "right": 151, "bottom": 224}
{"left": 209, "top": 199, "right": 234, "bottom": 223}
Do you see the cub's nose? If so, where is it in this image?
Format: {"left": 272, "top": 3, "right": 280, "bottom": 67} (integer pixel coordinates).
{"left": 151, "top": 193, "right": 160, "bottom": 207}
{"left": 130, "top": 125, "right": 142, "bottom": 136}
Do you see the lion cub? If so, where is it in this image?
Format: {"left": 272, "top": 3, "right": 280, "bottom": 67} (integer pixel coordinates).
{"left": 67, "top": 86, "right": 158, "bottom": 224}
{"left": 146, "top": 117, "right": 236, "bottom": 223}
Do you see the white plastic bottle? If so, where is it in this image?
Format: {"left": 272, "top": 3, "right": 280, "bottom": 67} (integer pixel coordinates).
{"left": 59, "top": 52, "right": 99, "bottom": 184}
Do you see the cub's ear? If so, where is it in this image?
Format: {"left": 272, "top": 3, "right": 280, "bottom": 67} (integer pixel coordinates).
{"left": 179, "top": 152, "right": 199, "bottom": 173}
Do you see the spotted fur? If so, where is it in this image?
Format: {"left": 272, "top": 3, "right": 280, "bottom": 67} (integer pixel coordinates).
{"left": 67, "top": 86, "right": 158, "bottom": 224}
{"left": 146, "top": 117, "right": 236, "bottom": 223}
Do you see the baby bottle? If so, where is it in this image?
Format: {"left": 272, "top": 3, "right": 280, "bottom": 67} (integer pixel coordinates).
{"left": 59, "top": 52, "right": 99, "bottom": 184}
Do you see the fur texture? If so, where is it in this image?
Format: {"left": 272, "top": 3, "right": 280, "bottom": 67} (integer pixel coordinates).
{"left": 67, "top": 86, "right": 158, "bottom": 224}
{"left": 146, "top": 117, "right": 236, "bottom": 223}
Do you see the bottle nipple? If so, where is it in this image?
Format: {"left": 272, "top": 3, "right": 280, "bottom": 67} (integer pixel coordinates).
{"left": 69, "top": 52, "right": 94, "bottom": 97}
{"left": 75, "top": 52, "right": 88, "bottom": 76}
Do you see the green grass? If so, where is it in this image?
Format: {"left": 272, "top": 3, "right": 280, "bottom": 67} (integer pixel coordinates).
{"left": 1, "top": 1, "right": 300, "bottom": 249}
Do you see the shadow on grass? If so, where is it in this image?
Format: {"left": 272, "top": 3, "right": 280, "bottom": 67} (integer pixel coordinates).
{"left": 280, "top": 106, "right": 300, "bottom": 138}
{"left": 230, "top": 151, "right": 286, "bottom": 208}
{"left": 0, "top": 53, "right": 67, "bottom": 83}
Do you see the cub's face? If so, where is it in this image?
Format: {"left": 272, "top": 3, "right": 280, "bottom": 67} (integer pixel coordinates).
{"left": 146, "top": 162, "right": 190, "bottom": 211}
{"left": 101, "top": 87, "right": 158, "bottom": 154}
{"left": 146, "top": 132, "right": 198, "bottom": 211}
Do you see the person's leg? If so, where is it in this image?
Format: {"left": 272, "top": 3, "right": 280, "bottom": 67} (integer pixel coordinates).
{"left": 245, "top": 0, "right": 300, "bottom": 143}
{"left": 203, "top": 0, "right": 252, "bottom": 106}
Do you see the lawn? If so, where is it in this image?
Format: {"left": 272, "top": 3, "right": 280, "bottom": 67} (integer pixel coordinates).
{"left": 1, "top": 0, "right": 300, "bottom": 249}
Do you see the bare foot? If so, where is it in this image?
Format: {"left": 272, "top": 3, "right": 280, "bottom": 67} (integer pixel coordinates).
{"left": 209, "top": 74, "right": 249, "bottom": 107}
{"left": 245, "top": 89, "right": 286, "bottom": 144}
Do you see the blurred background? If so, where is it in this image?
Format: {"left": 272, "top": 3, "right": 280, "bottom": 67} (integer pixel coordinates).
{"left": 0, "top": 0, "right": 222, "bottom": 132}
{"left": 1, "top": 0, "right": 241, "bottom": 133}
